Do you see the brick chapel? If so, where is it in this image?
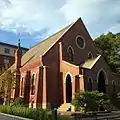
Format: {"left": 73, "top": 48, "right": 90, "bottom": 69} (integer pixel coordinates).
{"left": 7, "top": 18, "right": 120, "bottom": 110}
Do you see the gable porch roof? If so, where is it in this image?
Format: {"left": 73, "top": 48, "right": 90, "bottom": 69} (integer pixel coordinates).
{"left": 80, "top": 55, "right": 101, "bottom": 69}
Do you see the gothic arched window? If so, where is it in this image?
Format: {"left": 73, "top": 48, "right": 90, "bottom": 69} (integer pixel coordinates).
{"left": 67, "top": 46, "right": 74, "bottom": 62}
{"left": 21, "top": 77, "right": 24, "bottom": 96}
{"left": 31, "top": 74, "right": 35, "bottom": 95}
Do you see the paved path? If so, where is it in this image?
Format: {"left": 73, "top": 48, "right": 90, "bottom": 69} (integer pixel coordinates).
{"left": 0, "top": 113, "right": 32, "bottom": 120}
{"left": 0, "top": 114, "right": 18, "bottom": 120}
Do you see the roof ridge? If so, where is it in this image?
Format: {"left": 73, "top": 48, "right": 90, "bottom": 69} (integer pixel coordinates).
{"left": 42, "top": 22, "right": 75, "bottom": 56}
{"left": 30, "top": 23, "right": 74, "bottom": 49}
{"left": 20, "top": 19, "right": 78, "bottom": 66}
{"left": 90, "top": 55, "right": 101, "bottom": 69}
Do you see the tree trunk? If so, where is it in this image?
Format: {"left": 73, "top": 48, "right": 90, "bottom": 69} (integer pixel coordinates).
{"left": 3, "top": 87, "right": 8, "bottom": 105}
{"left": 3, "top": 94, "right": 7, "bottom": 105}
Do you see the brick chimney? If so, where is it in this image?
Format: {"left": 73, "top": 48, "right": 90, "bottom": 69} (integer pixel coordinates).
{"left": 14, "top": 39, "right": 22, "bottom": 98}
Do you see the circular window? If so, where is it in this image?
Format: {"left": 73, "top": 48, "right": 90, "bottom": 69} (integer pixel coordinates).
{"left": 76, "top": 36, "right": 85, "bottom": 49}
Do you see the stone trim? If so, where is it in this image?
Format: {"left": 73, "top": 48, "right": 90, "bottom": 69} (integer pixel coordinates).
{"left": 75, "top": 35, "right": 86, "bottom": 49}
{"left": 67, "top": 46, "right": 75, "bottom": 55}
{"left": 62, "top": 60, "right": 79, "bottom": 68}
{"left": 97, "top": 68, "right": 108, "bottom": 85}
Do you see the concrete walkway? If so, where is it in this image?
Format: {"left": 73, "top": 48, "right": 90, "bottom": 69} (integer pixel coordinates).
{"left": 0, "top": 113, "right": 32, "bottom": 120}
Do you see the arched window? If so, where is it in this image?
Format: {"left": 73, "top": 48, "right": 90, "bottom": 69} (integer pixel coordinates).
{"left": 112, "top": 80, "right": 116, "bottom": 93}
{"left": 21, "top": 78, "right": 24, "bottom": 96}
{"left": 97, "top": 69, "right": 107, "bottom": 93}
{"left": 31, "top": 74, "right": 35, "bottom": 95}
{"left": 88, "top": 52, "right": 93, "bottom": 59}
{"left": 67, "top": 46, "right": 74, "bottom": 62}
{"left": 88, "top": 77, "right": 92, "bottom": 91}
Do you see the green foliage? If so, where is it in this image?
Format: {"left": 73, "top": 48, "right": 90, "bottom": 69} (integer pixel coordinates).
{"left": 11, "top": 97, "right": 24, "bottom": 107}
{"left": 94, "top": 32, "right": 120, "bottom": 73}
{"left": 0, "top": 105, "right": 11, "bottom": 114}
{"left": 110, "top": 93, "right": 120, "bottom": 109}
{"left": 59, "top": 115, "right": 72, "bottom": 120}
{"left": 0, "top": 69, "right": 16, "bottom": 105}
{"left": 72, "top": 91, "right": 111, "bottom": 113}
{"left": 0, "top": 105, "right": 71, "bottom": 120}
{"left": 0, "top": 105, "right": 52, "bottom": 120}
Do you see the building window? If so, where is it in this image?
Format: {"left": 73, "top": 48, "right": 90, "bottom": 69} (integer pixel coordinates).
{"left": 112, "top": 80, "right": 116, "bottom": 93}
{"left": 31, "top": 74, "right": 35, "bottom": 95}
{"left": 76, "top": 36, "right": 85, "bottom": 49}
{"left": 21, "top": 78, "right": 24, "bottom": 96}
{"left": 4, "top": 57, "right": 10, "bottom": 64}
{"left": 67, "top": 46, "right": 74, "bottom": 62}
{"left": 88, "top": 52, "right": 93, "bottom": 59}
{"left": 4, "top": 48, "right": 10, "bottom": 54}
{"left": 88, "top": 77, "right": 92, "bottom": 91}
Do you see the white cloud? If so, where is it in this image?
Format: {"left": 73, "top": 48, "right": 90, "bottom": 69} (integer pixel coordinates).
{"left": 60, "top": 0, "right": 120, "bottom": 37}
{"left": 0, "top": 0, "right": 120, "bottom": 38}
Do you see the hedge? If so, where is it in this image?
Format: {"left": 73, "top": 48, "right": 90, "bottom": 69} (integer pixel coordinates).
{"left": 0, "top": 105, "right": 51, "bottom": 120}
{"left": 0, "top": 105, "right": 72, "bottom": 120}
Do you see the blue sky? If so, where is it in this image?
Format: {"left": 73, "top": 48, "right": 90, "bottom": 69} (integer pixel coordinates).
{"left": 0, "top": 0, "right": 120, "bottom": 48}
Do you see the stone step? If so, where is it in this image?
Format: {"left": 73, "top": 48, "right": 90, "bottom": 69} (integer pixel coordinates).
{"left": 58, "top": 103, "right": 72, "bottom": 112}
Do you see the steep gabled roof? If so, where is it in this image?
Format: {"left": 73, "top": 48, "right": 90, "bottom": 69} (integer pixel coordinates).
{"left": 80, "top": 55, "right": 101, "bottom": 69}
{"left": 0, "top": 22, "right": 75, "bottom": 78}
{"left": 21, "top": 22, "right": 75, "bottom": 66}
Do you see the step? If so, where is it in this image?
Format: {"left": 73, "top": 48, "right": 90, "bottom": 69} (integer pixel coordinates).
{"left": 58, "top": 103, "right": 72, "bottom": 112}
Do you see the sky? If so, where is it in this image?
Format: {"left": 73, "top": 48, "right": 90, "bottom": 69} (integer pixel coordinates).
{"left": 0, "top": 0, "right": 120, "bottom": 48}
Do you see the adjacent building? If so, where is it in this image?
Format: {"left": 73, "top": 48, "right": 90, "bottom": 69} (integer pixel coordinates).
{"left": 0, "top": 41, "right": 28, "bottom": 70}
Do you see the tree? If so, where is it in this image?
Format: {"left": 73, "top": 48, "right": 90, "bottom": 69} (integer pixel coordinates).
{"left": 0, "top": 68, "right": 16, "bottom": 105}
{"left": 94, "top": 32, "right": 120, "bottom": 73}
{"left": 72, "top": 91, "right": 111, "bottom": 113}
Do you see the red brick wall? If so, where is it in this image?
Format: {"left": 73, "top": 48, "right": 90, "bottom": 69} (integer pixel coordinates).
{"left": 83, "top": 56, "right": 119, "bottom": 94}
{"left": 41, "top": 18, "right": 99, "bottom": 107}
{"left": 18, "top": 18, "right": 120, "bottom": 108}
{"left": 60, "top": 61, "right": 79, "bottom": 102}
{"left": 42, "top": 43, "right": 60, "bottom": 108}
{"left": 60, "top": 18, "right": 98, "bottom": 65}
{"left": 20, "top": 59, "right": 41, "bottom": 106}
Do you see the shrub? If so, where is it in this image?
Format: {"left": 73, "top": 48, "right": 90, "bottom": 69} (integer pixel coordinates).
{"left": 72, "top": 91, "right": 111, "bottom": 113}
{"left": 0, "top": 105, "right": 52, "bottom": 120}
{"left": 11, "top": 97, "right": 24, "bottom": 107}
{"left": 59, "top": 115, "right": 72, "bottom": 120}
{"left": 110, "top": 93, "right": 120, "bottom": 109}
{"left": 0, "top": 105, "right": 11, "bottom": 114}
